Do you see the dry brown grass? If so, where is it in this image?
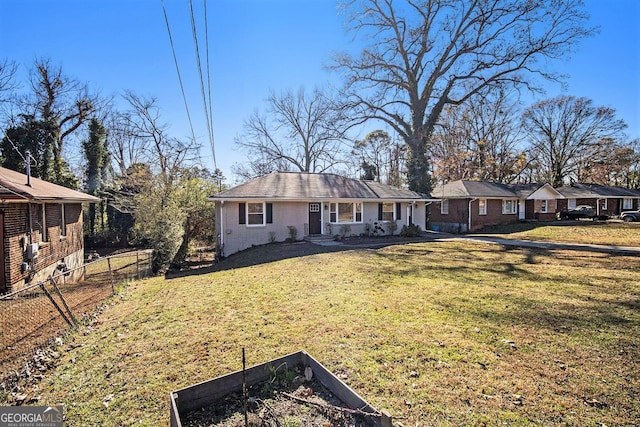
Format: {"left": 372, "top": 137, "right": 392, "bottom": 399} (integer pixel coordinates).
{"left": 19, "top": 241, "right": 640, "bottom": 426}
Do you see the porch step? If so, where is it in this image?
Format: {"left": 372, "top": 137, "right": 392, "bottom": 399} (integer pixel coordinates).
{"left": 304, "top": 234, "right": 335, "bottom": 243}
{"left": 304, "top": 234, "right": 344, "bottom": 246}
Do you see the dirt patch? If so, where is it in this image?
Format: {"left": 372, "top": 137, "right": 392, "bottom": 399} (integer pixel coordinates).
{"left": 183, "top": 365, "right": 371, "bottom": 427}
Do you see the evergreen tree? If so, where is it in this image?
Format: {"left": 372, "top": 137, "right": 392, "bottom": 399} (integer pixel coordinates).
{"left": 0, "top": 114, "right": 55, "bottom": 179}
{"left": 83, "top": 118, "right": 110, "bottom": 236}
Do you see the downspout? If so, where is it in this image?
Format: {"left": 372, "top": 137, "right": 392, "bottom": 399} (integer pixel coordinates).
{"left": 25, "top": 150, "right": 34, "bottom": 245}
{"left": 468, "top": 198, "right": 477, "bottom": 233}
{"left": 219, "top": 200, "right": 225, "bottom": 256}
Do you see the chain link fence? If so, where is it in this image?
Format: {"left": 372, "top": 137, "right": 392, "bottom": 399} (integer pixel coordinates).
{"left": 0, "top": 250, "right": 152, "bottom": 378}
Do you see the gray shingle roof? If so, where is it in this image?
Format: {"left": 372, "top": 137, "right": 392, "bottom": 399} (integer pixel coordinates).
{"left": 431, "top": 180, "right": 561, "bottom": 199}
{"left": 212, "top": 172, "right": 427, "bottom": 201}
{"left": 556, "top": 183, "right": 640, "bottom": 198}
{"left": 432, "top": 180, "right": 524, "bottom": 198}
{"left": 0, "top": 167, "right": 100, "bottom": 202}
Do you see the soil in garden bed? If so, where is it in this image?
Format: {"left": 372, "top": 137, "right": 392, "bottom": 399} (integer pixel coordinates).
{"left": 183, "top": 364, "right": 372, "bottom": 427}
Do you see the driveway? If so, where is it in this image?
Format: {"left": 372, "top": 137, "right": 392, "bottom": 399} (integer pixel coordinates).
{"left": 331, "top": 231, "right": 640, "bottom": 256}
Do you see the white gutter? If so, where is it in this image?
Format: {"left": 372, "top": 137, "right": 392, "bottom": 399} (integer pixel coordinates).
{"left": 468, "top": 198, "right": 478, "bottom": 232}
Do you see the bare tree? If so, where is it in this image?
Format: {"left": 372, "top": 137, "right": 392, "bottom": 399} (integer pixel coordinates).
{"left": 105, "top": 109, "right": 146, "bottom": 177}
{"left": 333, "top": 0, "right": 594, "bottom": 192}
{"left": 522, "top": 96, "right": 627, "bottom": 187}
{"left": 0, "top": 59, "right": 18, "bottom": 105}
{"left": 235, "top": 87, "right": 350, "bottom": 175}
{"left": 352, "top": 129, "right": 406, "bottom": 184}
{"left": 121, "top": 91, "right": 200, "bottom": 187}
{"left": 26, "top": 58, "right": 101, "bottom": 184}
{"left": 431, "top": 88, "right": 526, "bottom": 184}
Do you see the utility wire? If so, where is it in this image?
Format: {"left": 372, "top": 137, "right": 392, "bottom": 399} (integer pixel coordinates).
{"left": 203, "top": 0, "right": 217, "bottom": 171}
{"left": 188, "top": 0, "right": 217, "bottom": 170}
{"left": 161, "top": 0, "right": 198, "bottom": 149}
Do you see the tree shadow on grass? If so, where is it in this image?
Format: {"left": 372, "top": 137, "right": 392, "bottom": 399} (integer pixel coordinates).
{"left": 165, "top": 236, "right": 439, "bottom": 279}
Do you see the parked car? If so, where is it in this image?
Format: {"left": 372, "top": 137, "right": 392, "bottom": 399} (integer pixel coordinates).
{"left": 620, "top": 210, "right": 640, "bottom": 222}
{"left": 557, "top": 205, "right": 607, "bottom": 220}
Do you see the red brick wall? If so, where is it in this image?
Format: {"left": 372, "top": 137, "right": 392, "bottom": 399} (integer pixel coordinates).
{"left": 430, "top": 198, "right": 521, "bottom": 232}
{"left": 471, "top": 199, "right": 519, "bottom": 230}
{"left": 429, "top": 199, "right": 469, "bottom": 232}
{"left": 1, "top": 202, "right": 85, "bottom": 292}
{"left": 557, "top": 198, "right": 622, "bottom": 216}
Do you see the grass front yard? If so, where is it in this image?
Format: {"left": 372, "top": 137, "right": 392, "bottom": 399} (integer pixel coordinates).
{"left": 19, "top": 241, "right": 640, "bottom": 426}
{"left": 473, "top": 221, "right": 640, "bottom": 247}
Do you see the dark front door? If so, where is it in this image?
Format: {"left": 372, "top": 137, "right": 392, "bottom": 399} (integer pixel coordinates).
{"left": 309, "top": 203, "right": 321, "bottom": 235}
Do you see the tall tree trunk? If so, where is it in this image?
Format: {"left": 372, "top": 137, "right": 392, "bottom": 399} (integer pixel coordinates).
{"left": 406, "top": 134, "right": 431, "bottom": 193}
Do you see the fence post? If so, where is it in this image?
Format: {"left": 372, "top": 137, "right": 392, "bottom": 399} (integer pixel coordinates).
{"left": 136, "top": 251, "right": 140, "bottom": 279}
{"left": 40, "top": 282, "right": 73, "bottom": 327}
{"left": 107, "top": 257, "right": 114, "bottom": 293}
{"left": 49, "top": 275, "right": 78, "bottom": 326}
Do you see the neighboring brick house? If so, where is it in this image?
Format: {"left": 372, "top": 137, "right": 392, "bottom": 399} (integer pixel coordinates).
{"left": 0, "top": 167, "right": 100, "bottom": 293}
{"left": 210, "top": 172, "right": 429, "bottom": 257}
{"left": 556, "top": 183, "right": 640, "bottom": 217}
{"left": 429, "top": 180, "right": 563, "bottom": 233}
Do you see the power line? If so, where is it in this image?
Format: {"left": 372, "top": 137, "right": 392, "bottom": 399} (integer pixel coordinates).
{"left": 188, "top": 0, "right": 217, "bottom": 170}
{"left": 161, "top": 0, "right": 198, "bottom": 150}
{"left": 203, "top": 0, "right": 217, "bottom": 171}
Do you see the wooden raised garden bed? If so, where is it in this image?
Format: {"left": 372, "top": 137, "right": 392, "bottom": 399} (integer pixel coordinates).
{"left": 169, "top": 350, "right": 392, "bottom": 426}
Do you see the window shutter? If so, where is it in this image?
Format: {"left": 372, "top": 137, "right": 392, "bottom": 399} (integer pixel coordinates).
{"left": 396, "top": 202, "right": 402, "bottom": 220}
{"left": 378, "top": 203, "right": 383, "bottom": 220}
{"left": 239, "top": 203, "right": 246, "bottom": 224}
{"left": 266, "top": 203, "right": 273, "bottom": 224}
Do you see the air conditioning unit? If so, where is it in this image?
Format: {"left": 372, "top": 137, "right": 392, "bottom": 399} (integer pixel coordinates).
{"left": 26, "top": 243, "right": 39, "bottom": 260}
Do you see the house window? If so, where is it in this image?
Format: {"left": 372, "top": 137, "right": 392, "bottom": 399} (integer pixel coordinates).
{"left": 478, "top": 199, "right": 487, "bottom": 215}
{"left": 40, "top": 204, "right": 48, "bottom": 242}
{"left": 330, "top": 202, "right": 363, "bottom": 223}
{"left": 239, "top": 202, "right": 272, "bottom": 225}
{"left": 441, "top": 199, "right": 449, "bottom": 215}
{"left": 623, "top": 198, "right": 633, "bottom": 209}
{"left": 540, "top": 200, "right": 548, "bottom": 213}
{"left": 502, "top": 199, "right": 517, "bottom": 215}
{"left": 247, "top": 202, "right": 265, "bottom": 225}
{"left": 59, "top": 204, "right": 66, "bottom": 237}
{"left": 568, "top": 198, "right": 576, "bottom": 209}
{"left": 382, "top": 202, "right": 394, "bottom": 221}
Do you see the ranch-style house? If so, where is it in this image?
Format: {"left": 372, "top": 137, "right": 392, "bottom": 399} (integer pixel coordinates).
{"left": 210, "top": 172, "right": 429, "bottom": 257}
{"left": 0, "top": 167, "right": 100, "bottom": 293}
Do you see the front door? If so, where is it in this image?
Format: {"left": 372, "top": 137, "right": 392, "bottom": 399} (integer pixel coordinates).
{"left": 309, "top": 203, "right": 321, "bottom": 235}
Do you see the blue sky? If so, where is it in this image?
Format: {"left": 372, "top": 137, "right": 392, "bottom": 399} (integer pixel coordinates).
{"left": 1, "top": 0, "right": 638, "bottom": 183}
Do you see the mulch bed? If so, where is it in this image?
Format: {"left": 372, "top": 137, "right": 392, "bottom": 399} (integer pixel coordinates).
{"left": 183, "top": 365, "right": 371, "bottom": 427}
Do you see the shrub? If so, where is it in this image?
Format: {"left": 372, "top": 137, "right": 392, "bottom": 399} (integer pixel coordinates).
{"left": 400, "top": 224, "right": 422, "bottom": 237}
{"left": 372, "top": 222, "right": 385, "bottom": 236}
{"left": 339, "top": 224, "right": 351, "bottom": 238}
{"left": 287, "top": 226, "right": 298, "bottom": 242}
{"left": 325, "top": 223, "right": 333, "bottom": 235}
{"left": 387, "top": 220, "right": 398, "bottom": 235}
